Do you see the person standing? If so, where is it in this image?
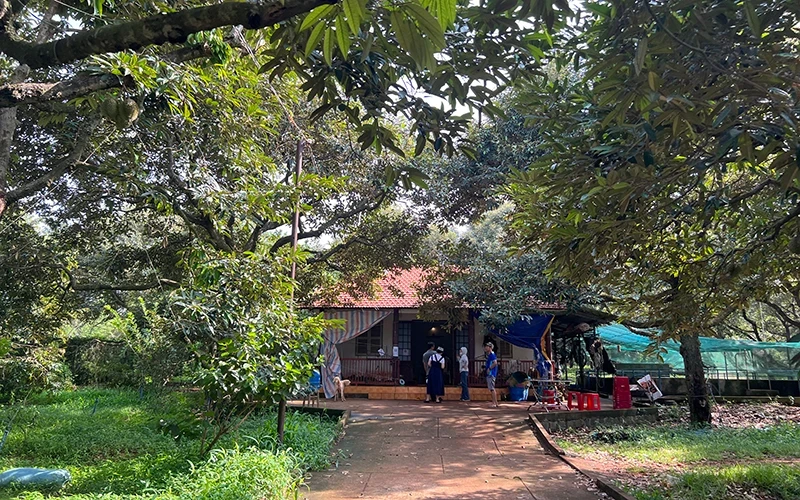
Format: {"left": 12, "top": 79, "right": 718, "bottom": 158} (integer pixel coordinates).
{"left": 426, "top": 348, "right": 445, "bottom": 403}
{"left": 458, "top": 347, "right": 470, "bottom": 401}
{"left": 422, "top": 342, "right": 436, "bottom": 382}
{"left": 484, "top": 342, "right": 498, "bottom": 408}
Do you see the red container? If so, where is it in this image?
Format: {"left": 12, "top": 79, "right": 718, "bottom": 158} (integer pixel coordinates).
{"left": 542, "top": 389, "right": 555, "bottom": 404}
{"left": 613, "top": 376, "right": 632, "bottom": 409}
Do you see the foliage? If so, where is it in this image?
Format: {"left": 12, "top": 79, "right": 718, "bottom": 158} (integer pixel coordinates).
{"left": 629, "top": 465, "right": 800, "bottom": 500}
{"left": 411, "top": 108, "right": 546, "bottom": 225}
{"left": 507, "top": 0, "right": 800, "bottom": 422}
{"left": 0, "top": 388, "right": 341, "bottom": 499}
{"left": 558, "top": 423, "right": 800, "bottom": 463}
{"left": 0, "top": 345, "right": 73, "bottom": 400}
{"left": 171, "top": 246, "right": 332, "bottom": 454}
{"left": 104, "top": 300, "right": 191, "bottom": 388}
{"left": 158, "top": 447, "right": 303, "bottom": 500}
{"left": 64, "top": 338, "right": 136, "bottom": 387}
{"left": 0, "top": 217, "right": 75, "bottom": 341}
{"left": 418, "top": 204, "right": 589, "bottom": 327}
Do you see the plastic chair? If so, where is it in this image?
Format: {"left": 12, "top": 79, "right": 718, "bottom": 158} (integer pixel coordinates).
{"left": 566, "top": 391, "right": 583, "bottom": 411}
{"left": 301, "top": 370, "right": 322, "bottom": 408}
{"left": 583, "top": 392, "right": 601, "bottom": 411}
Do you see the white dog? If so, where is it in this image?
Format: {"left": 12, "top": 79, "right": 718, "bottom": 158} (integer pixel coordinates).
{"left": 332, "top": 376, "right": 351, "bottom": 401}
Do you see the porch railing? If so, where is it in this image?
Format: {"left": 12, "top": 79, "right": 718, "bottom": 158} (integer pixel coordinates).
{"left": 341, "top": 358, "right": 399, "bottom": 386}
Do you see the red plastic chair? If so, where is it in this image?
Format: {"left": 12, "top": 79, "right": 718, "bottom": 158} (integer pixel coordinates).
{"left": 583, "top": 393, "right": 601, "bottom": 411}
{"left": 566, "top": 391, "right": 583, "bottom": 411}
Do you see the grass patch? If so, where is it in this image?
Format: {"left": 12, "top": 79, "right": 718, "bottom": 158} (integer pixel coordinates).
{"left": 0, "top": 388, "right": 341, "bottom": 499}
{"left": 557, "top": 424, "right": 800, "bottom": 464}
{"left": 630, "top": 464, "right": 800, "bottom": 500}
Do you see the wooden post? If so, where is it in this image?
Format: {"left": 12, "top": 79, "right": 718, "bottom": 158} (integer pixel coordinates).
{"left": 468, "top": 310, "right": 475, "bottom": 379}
{"left": 279, "top": 140, "right": 304, "bottom": 445}
{"left": 392, "top": 309, "right": 399, "bottom": 379}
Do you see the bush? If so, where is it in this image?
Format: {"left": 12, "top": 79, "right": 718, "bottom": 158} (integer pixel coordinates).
{"left": 159, "top": 447, "right": 303, "bottom": 500}
{"left": 0, "top": 345, "right": 73, "bottom": 400}
{"left": 0, "top": 389, "right": 341, "bottom": 500}
{"left": 65, "top": 338, "right": 137, "bottom": 387}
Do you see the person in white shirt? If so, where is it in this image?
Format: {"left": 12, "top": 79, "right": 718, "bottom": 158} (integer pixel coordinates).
{"left": 458, "top": 347, "right": 470, "bottom": 401}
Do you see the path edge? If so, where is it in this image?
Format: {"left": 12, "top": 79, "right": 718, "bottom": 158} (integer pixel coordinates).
{"left": 527, "top": 414, "right": 637, "bottom": 500}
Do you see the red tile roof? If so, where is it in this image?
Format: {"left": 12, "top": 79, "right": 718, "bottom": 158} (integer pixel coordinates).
{"left": 315, "top": 267, "right": 564, "bottom": 311}
{"left": 323, "top": 267, "right": 427, "bottom": 309}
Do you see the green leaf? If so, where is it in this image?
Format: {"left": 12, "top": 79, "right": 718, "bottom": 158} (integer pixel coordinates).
{"left": 405, "top": 3, "right": 446, "bottom": 50}
{"left": 92, "top": 0, "right": 104, "bottom": 16}
{"left": 580, "top": 185, "right": 604, "bottom": 202}
{"left": 299, "top": 4, "right": 336, "bottom": 32}
{"left": 343, "top": 0, "right": 364, "bottom": 34}
{"left": 584, "top": 2, "right": 611, "bottom": 17}
{"left": 335, "top": 16, "right": 351, "bottom": 57}
{"left": 390, "top": 11, "right": 417, "bottom": 63}
{"left": 323, "top": 28, "right": 334, "bottom": 66}
{"left": 738, "top": 132, "right": 755, "bottom": 164}
{"left": 647, "top": 71, "right": 657, "bottom": 91}
{"left": 305, "top": 22, "right": 326, "bottom": 58}
{"left": 633, "top": 37, "right": 647, "bottom": 76}
{"left": 415, "top": 133, "right": 427, "bottom": 156}
{"left": 743, "top": 0, "right": 762, "bottom": 38}
{"left": 420, "top": 0, "right": 457, "bottom": 30}
{"left": 779, "top": 164, "right": 798, "bottom": 191}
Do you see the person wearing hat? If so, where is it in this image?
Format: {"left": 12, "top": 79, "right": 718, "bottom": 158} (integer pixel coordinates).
{"left": 426, "top": 346, "right": 445, "bottom": 403}
{"left": 484, "top": 342, "right": 498, "bottom": 407}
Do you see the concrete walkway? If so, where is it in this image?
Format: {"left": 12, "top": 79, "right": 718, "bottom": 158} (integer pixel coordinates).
{"left": 301, "top": 400, "right": 605, "bottom": 500}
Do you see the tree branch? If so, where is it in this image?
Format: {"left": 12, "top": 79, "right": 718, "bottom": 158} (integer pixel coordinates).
{"left": 65, "top": 267, "right": 179, "bottom": 291}
{"left": 269, "top": 191, "right": 389, "bottom": 253}
{"left": 4, "top": 117, "right": 100, "bottom": 208}
{"left": 0, "top": 0, "right": 334, "bottom": 69}
{"left": 0, "top": 45, "right": 213, "bottom": 108}
{"left": 0, "top": 63, "right": 29, "bottom": 216}
{"left": 761, "top": 299, "right": 800, "bottom": 329}
{"left": 244, "top": 218, "right": 281, "bottom": 253}
{"left": 708, "top": 302, "right": 739, "bottom": 328}
{"left": 741, "top": 308, "right": 763, "bottom": 341}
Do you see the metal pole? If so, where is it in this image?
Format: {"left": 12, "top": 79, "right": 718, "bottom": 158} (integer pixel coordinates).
{"left": 723, "top": 352, "right": 728, "bottom": 380}
{"left": 278, "top": 140, "right": 304, "bottom": 445}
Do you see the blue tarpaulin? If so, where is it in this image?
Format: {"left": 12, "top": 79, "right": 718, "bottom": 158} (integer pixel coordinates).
{"left": 490, "top": 314, "right": 555, "bottom": 377}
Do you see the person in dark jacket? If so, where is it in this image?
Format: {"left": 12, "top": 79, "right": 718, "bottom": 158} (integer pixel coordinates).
{"left": 426, "top": 347, "right": 446, "bottom": 403}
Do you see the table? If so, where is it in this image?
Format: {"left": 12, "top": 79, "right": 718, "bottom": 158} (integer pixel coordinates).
{"left": 524, "top": 378, "right": 571, "bottom": 412}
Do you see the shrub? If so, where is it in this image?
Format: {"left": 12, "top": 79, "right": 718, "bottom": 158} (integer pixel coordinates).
{"left": 0, "top": 345, "right": 73, "bottom": 400}
{"left": 159, "top": 447, "right": 304, "bottom": 500}
{"left": 65, "top": 338, "right": 136, "bottom": 387}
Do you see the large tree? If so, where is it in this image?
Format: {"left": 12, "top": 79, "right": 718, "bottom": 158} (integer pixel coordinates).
{"left": 417, "top": 204, "right": 590, "bottom": 327}
{"left": 508, "top": 0, "right": 800, "bottom": 423}
{"left": 0, "top": 0, "right": 569, "bottom": 218}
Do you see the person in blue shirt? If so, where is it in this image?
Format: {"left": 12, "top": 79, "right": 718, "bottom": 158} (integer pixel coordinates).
{"left": 484, "top": 342, "right": 499, "bottom": 408}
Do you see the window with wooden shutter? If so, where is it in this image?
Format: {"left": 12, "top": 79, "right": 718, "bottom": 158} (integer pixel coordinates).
{"left": 355, "top": 324, "right": 383, "bottom": 356}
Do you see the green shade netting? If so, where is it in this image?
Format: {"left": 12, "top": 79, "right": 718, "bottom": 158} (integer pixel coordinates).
{"left": 598, "top": 324, "right": 800, "bottom": 376}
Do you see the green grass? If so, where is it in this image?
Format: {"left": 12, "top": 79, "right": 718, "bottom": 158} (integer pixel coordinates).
{"left": 0, "top": 388, "right": 342, "bottom": 499}
{"left": 557, "top": 424, "right": 800, "bottom": 463}
{"left": 630, "top": 464, "right": 800, "bottom": 500}
{"left": 558, "top": 421, "right": 800, "bottom": 499}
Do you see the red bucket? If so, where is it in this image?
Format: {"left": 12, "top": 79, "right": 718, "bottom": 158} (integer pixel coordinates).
{"left": 542, "top": 389, "right": 555, "bottom": 404}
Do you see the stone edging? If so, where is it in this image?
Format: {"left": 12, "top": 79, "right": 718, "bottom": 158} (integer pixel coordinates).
{"left": 528, "top": 414, "right": 637, "bottom": 500}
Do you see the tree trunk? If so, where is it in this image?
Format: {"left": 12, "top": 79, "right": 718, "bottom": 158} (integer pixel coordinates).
{"left": 679, "top": 333, "right": 712, "bottom": 425}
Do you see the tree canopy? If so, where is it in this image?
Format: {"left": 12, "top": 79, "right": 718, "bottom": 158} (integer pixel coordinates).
{"left": 508, "top": 0, "right": 800, "bottom": 422}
